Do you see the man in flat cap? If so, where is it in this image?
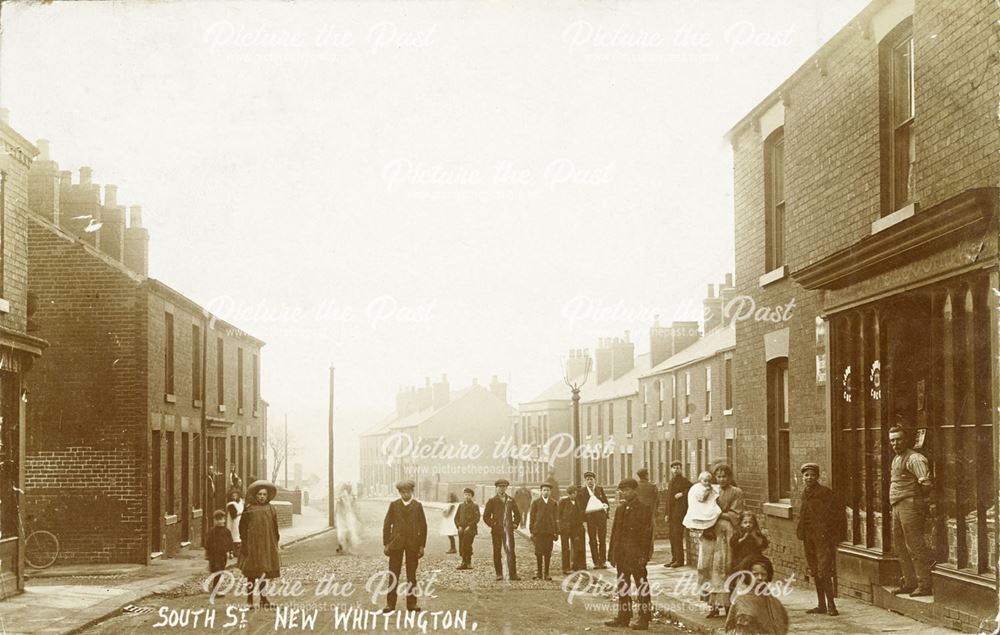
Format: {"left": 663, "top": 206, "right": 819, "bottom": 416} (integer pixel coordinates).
{"left": 382, "top": 479, "right": 427, "bottom": 613}
{"left": 483, "top": 478, "right": 521, "bottom": 581}
{"left": 635, "top": 468, "right": 659, "bottom": 553}
{"left": 604, "top": 478, "right": 653, "bottom": 631}
{"left": 797, "top": 462, "right": 845, "bottom": 616}
{"left": 454, "top": 487, "right": 480, "bottom": 570}
{"left": 529, "top": 483, "right": 559, "bottom": 580}
{"left": 577, "top": 471, "right": 610, "bottom": 568}
{"left": 664, "top": 460, "right": 691, "bottom": 567}
{"left": 559, "top": 485, "right": 586, "bottom": 573}
{"left": 887, "top": 425, "right": 935, "bottom": 597}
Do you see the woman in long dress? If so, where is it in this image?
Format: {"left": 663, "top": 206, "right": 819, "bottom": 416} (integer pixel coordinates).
{"left": 335, "top": 483, "right": 360, "bottom": 554}
{"left": 704, "top": 464, "right": 745, "bottom": 618}
{"left": 239, "top": 480, "right": 281, "bottom": 609}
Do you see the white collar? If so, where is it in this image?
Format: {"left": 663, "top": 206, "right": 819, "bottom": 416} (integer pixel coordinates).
{"left": 401, "top": 498, "right": 413, "bottom": 506}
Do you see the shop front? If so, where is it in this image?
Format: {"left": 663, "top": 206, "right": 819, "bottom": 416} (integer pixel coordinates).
{"left": 794, "top": 188, "right": 999, "bottom": 631}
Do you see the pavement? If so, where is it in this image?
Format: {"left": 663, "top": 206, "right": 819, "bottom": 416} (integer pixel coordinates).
{"left": 0, "top": 505, "right": 334, "bottom": 635}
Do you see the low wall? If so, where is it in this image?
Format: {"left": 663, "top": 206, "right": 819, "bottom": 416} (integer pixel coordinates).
{"left": 272, "top": 501, "right": 293, "bottom": 528}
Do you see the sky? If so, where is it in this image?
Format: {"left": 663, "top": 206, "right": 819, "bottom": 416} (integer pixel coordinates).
{"left": 1, "top": 0, "right": 870, "bottom": 483}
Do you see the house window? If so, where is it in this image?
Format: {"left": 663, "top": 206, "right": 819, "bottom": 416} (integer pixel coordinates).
{"left": 192, "top": 324, "right": 202, "bottom": 401}
{"left": 880, "top": 18, "right": 915, "bottom": 214}
{"left": 608, "top": 402, "right": 614, "bottom": 435}
{"left": 726, "top": 438, "right": 734, "bottom": 469}
{"left": 684, "top": 371, "right": 691, "bottom": 418}
{"left": 683, "top": 439, "right": 690, "bottom": 479}
{"left": 587, "top": 406, "right": 592, "bottom": 436}
{"left": 598, "top": 402, "right": 604, "bottom": 436}
{"left": 164, "top": 312, "right": 175, "bottom": 395}
{"left": 166, "top": 431, "right": 175, "bottom": 514}
{"left": 642, "top": 383, "right": 648, "bottom": 423}
{"left": 724, "top": 353, "right": 734, "bottom": 411}
{"left": 252, "top": 353, "right": 260, "bottom": 411}
{"left": 670, "top": 375, "right": 677, "bottom": 420}
{"left": 0, "top": 172, "right": 7, "bottom": 296}
{"left": 237, "top": 347, "right": 245, "bottom": 411}
{"left": 705, "top": 366, "right": 712, "bottom": 417}
{"left": 626, "top": 399, "right": 632, "bottom": 435}
{"left": 696, "top": 439, "right": 704, "bottom": 475}
{"left": 609, "top": 450, "right": 616, "bottom": 483}
{"left": 657, "top": 380, "right": 664, "bottom": 420}
{"left": 216, "top": 337, "right": 225, "bottom": 405}
{"left": 767, "top": 357, "right": 791, "bottom": 500}
{"left": 193, "top": 434, "right": 201, "bottom": 508}
{"left": 764, "top": 127, "right": 785, "bottom": 271}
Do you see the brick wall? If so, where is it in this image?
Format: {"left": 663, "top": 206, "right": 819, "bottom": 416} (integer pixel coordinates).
{"left": 25, "top": 217, "right": 148, "bottom": 563}
{"left": 731, "top": 0, "right": 1000, "bottom": 597}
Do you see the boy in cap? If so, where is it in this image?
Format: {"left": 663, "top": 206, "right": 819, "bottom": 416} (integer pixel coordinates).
{"left": 529, "top": 483, "right": 559, "bottom": 580}
{"left": 483, "top": 478, "right": 521, "bottom": 581}
{"left": 605, "top": 478, "right": 653, "bottom": 631}
{"left": 382, "top": 479, "right": 428, "bottom": 612}
{"left": 559, "top": 485, "right": 586, "bottom": 573}
{"left": 797, "top": 462, "right": 844, "bottom": 616}
{"left": 576, "top": 471, "right": 610, "bottom": 568}
{"left": 454, "top": 487, "right": 481, "bottom": 570}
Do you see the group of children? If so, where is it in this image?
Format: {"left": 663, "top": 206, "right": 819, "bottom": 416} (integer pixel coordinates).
{"left": 203, "top": 480, "right": 283, "bottom": 608}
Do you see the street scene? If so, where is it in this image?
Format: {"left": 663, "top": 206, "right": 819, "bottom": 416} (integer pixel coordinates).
{"left": 0, "top": 0, "right": 998, "bottom": 634}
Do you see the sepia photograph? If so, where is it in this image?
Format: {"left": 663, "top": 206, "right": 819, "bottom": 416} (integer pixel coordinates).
{"left": 0, "top": 0, "right": 997, "bottom": 633}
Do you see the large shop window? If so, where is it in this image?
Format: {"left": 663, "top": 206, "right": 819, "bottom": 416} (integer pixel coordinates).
{"left": 831, "top": 274, "right": 995, "bottom": 576}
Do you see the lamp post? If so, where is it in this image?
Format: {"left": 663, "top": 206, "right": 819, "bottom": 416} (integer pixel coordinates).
{"left": 563, "top": 349, "right": 593, "bottom": 486}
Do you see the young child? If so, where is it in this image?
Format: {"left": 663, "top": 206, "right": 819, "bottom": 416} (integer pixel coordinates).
{"left": 683, "top": 471, "right": 721, "bottom": 537}
{"left": 729, "top": 511, "right": 769, "bottom": 585}
{"left": 205, "top": 509, "right": 234, "bottom": 597}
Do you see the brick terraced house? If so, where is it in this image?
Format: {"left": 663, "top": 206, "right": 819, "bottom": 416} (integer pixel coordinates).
{"left": 0, "top": 113, "right": 48, "bottom": 600}
{"left": 24, "top": 143, "right": 267, "bottom": 564}
{"left": 727, "top": 0, "right": 999, "bottom": 630}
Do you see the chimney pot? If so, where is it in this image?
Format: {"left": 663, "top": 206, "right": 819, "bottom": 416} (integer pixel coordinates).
{"left": 725, "top": 273, "right": 733, "bottom": 287}
{"left": 128, "top": 206, "right": 143, "bottom": 227}
{"left": 59, "top": 171, "right": 72, "bottom": 188}
{"left": 37, "top": 139, "right": 50, "bottom": 161}
{"left": 79, "top": 167, "right": 93, "bottom": 186}
{"left": 707, "top": 284, "right": 715, "bottom": 298}
{"left": 104, "top": 184, "right": 118, "bottom": 207}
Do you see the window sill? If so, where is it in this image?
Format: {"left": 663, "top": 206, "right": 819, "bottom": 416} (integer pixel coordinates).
{"left": 762, "top": 501, "right": 793, "bottom": 519}
{"left": 164, "top": 393, "right": 177, "bottom": 404}
{"left": 656, "top": 420, "right": 664, "bottom": 427}
{"left": 253, "top": 410, "right": 259, "bottom": 418}
{"left": 193, "top": 399, "right": 203, "bottom": 408}
{"left": 640, "top": 423, "right": 648, "bottom": 429}
{"left": 0, "top": 298, "right": 10, "bottom": 314}
{"left": 180, "top": 541, "right": 191, "bottom": 548}
{"left": 682, "top": 417, "right": 691, "bottom": 424}
{"left": 759, "top": 265, "right": 788, "bottom": 288}
{"left": 723, "top": 409, "right": 733, "bottom": 416}
{"left": 626, "top": 433, "right": 632, "bottom": 438}
{"left": 164, "top": 514, "right": 179, "bottom": 526}
{"left": 703, "top": 415, "right": 712, "bottom": 422}
{"left": 238, "top": 407, "right": 244, "bottom": 415}
{"left": 871, "top": 202, "right": 916, "bottom": 235}
{"left": 669, "top": 419, "right": 676, "bottom": 425}
{"left": 218, "top": 404, "right": 227, "bottom": 413}
{"left": 192, "top": 508, "right": 203, "bottom": 519}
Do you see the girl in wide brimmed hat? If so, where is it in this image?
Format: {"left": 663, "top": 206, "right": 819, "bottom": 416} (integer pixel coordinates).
{"left": 239, "top": 480, "right": 281, "bottom": 609}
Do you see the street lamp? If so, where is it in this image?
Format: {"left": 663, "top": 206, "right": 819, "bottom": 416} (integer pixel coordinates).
{"left": 562, "top": 349, "right": 593, "bottom": 486}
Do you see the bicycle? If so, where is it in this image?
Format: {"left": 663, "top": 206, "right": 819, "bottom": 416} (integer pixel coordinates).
{"left": 13, "top": 487, "right": 59, "bottom": 569}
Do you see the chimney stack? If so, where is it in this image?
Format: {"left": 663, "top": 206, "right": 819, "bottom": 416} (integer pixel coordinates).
{"left": 28, "top": 139, "right": 61, "bottom": 223}
{"left": 79, "top": 166, "right": 92, "bottom": 186}
{"left": 104, "top": 184, "right": 117, "bottom": 208}
{"left": 99, "top": 184, "right": 125, "bottom": 261}
{"left": 565, "top": 348, "right": 592, "bottom": 384}
{"left": 595, "top": 338, "right": 613, "bottom": 384}
{"left": 432, "top": 374, "right": 450, "bottom": 409}
{"left": 611, "top": 333, "right": 635, "bottom": 379}
{"left": 489, "top": 374, "right": 508, "bottom": 403}
{"left": 124, "top": 205, "right": 149, "bottom": 275}
{"left": 650, "top": 320, "right": 702, "bottom": 367}
{"left": 703, "top": 282, "right": 725, "bottom": 333}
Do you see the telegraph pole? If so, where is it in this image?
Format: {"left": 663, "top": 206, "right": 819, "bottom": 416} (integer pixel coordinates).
{"left": 284, "top": 414, "right": 289, "bottom": 489}
{"left": 328, "top": 365, "right": 336, "bottom": 528}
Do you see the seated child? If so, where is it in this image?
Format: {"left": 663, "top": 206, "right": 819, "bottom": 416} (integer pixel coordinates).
{"left": 205, "top": 509, "right": 234, "bottom": 596}
{"left": 729, "top": 511, "right": 769, "bottom": 587}
{"left": 683, "top": 470, "right": 721, "bottom": 538}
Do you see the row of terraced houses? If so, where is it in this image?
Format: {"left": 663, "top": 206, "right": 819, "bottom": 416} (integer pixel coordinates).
{"left": 359, "top": 0, "right": 999, "bottom": 630}
{"left": 0, "top": 116, "right": 268, "bottom": 598}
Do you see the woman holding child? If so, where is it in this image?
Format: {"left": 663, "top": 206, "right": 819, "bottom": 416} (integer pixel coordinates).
{"left": 683, "top": 464, "right": 745, "bottom": 618}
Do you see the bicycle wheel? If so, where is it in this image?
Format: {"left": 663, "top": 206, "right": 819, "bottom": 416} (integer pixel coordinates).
{"left": 24, "top": 530, "right": 59, "bottom": 569}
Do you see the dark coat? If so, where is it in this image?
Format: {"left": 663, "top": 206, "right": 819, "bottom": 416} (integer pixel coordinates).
{"left": 382, "top": 499, "right": 428, "bottom": 552}
{"left": 577, "top": 484, "right": 610, "bottom": 517}
{"left": 454, "top": 501, "right": 481, "bottom": 536}
{"left": 636, "top": 480, "right": 659, "bottom": 518}
{"left": 666, "top": 474, "right": 692, "bottom": 523}
{"left": 729, "top": 530, "right": 769, "bottom": 575}
{"left": 529, "top": 497, "right": 559, "bottom": 535}
{"left": 608, "top": 498, "right": 652, "bottom": 569}
{"left": 558, "top": 496, "right": 584, "bottom": 535}
{"left": 483, "top": 495, "right": 521, "bottom": 535}
{"left": 204, "top": 526, "right": 233, "bottom": 564}
{"left": 797, "top": 482, "right": 845, "bottom": 543}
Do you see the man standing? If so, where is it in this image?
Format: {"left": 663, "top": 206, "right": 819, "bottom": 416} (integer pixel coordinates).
{"left": 604, "top": 478, "right": 653, "bottom": 631}
{"left": 797, "top": 463, "right": 844, "bottom": 616}
{"left": 483, "top": 478, "right": 522, "bottom": 581}
{"left": 454, "top": 487, "right": 480, "bottom": 570}
{"left": 635, "top": 468, "right": 659, "bottom": 552}
{"left": 381, "top": 479, "right": 427, "bottom": 613}
{"left": 577, "top": 471, "right": 610, "bottom": 569}
{"left": 664, "top": 461, "right": 691, "bottom": 568}
{"left": 558, "top": 485, "right": 586, "bottom": 573}
{"left": 529, "top": 483, "right": 559, "bottom": 580}
{"left": 514, "top": 485, "right": 532, "bottom": 529}
{"left": 888, "top": 425, "right": 934, "bottom": 597}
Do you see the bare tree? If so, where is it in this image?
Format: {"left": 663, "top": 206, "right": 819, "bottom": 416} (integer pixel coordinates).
{"left": 268, "top": 429, "right": 297, "bottom": 485}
